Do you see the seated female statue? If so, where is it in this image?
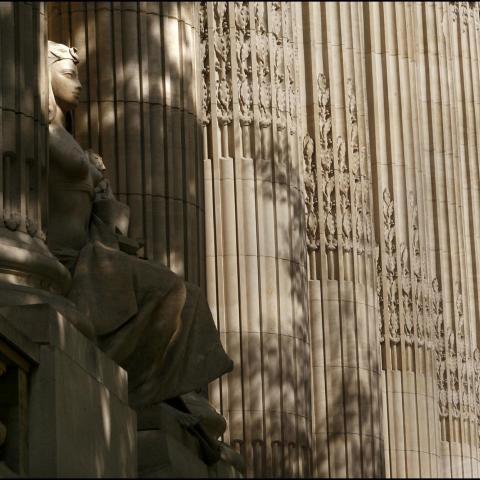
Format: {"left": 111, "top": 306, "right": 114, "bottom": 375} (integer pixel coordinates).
{"left": 46, "top": 41, "right": 233, "bottom": 415}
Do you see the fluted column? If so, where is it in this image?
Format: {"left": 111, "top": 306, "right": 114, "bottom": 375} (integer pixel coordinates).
{"left": 0, "top": 2, "right": 70, "bottom": 299}
{"left": 198, "top": 2, "right": 311, "bottom": 477}
{"left": 47, "top": 2, "right": 205, "bottom": 286}
{"left": 302, "top": 2, "right": 383, "bottom": 477}
{"left": 43, "top": 2, "right": 480, "bottom": 478}
{"left": 363, "top": 2, "right": 440, "bottom": 476}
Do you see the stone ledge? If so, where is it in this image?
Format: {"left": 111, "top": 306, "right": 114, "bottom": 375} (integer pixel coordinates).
{"left": 0, "top": 314, "right": 39, "bottom": 365}
{"left": 0, "top": 304, "right": 128, "bottom": 403}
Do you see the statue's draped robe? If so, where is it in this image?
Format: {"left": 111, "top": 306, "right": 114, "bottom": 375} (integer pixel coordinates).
{"left": 55, "top": 217, "right": 233, "bottom": 409}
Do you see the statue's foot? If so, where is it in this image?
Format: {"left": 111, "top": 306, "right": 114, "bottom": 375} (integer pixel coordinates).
{"left": 181, "top": 391, "right": 227, "bottom": 439}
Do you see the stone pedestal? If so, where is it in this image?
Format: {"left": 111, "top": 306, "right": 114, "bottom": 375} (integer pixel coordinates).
{"left": 136, "top": 400, "right": 244, "bottom": 478}
{"left": 0, "top": 304, "right": 137, "bottom": 477}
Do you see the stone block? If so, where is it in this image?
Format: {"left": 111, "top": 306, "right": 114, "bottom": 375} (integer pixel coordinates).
{"left": 0, "top": 304, "right": 136, "bottom": 477}
{"left": 138, "top": 430, "right": 209, "bottom": 478}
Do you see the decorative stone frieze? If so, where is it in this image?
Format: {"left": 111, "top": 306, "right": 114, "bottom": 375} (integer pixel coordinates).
{"left": 317, "top": 74, "right": 337, "bottom": 256}
{"left": 214, "top": 2, "right": 233, "bottom": 126}
{"left": 235, "top": 2, "right": 253, "bottom": 126}
{"left": 382, "top": 188, "right": 400, "bottom": 345}
{"left": 199, "top": 2, "right": 211, "bottom": 126}
{"left": 255, "top": 3, "right": 272, "bottom": 128}
{"left": 303, "top": 134, "right": 319, "bottom": 251}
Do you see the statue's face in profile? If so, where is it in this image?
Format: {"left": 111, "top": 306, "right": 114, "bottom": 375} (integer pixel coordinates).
{"left": 50, "top": 58, "right": 82, "bottom": 113}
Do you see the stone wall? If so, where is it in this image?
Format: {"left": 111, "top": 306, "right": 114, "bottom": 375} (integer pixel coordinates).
{"left": 301, "top": 2, "right": 480, "bottom": 478}
{"left": 28, "top": 1, "right": 480, "bottom": 478}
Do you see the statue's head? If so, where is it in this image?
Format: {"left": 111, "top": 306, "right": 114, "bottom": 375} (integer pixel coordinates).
{"left": 48, "top": 41, "right": 81, "bottom": 122}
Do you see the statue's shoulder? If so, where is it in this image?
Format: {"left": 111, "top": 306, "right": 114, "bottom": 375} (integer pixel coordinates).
{"left": 48, "top": 123, "right": 89, "bottom": 178}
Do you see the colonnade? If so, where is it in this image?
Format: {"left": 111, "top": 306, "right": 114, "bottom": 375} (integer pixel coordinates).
{"left": 41, "top": 2, "right": 480, "bottom": 478}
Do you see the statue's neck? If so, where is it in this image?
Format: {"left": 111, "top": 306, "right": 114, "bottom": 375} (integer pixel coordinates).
{"left": 51, "top": 109, "right": 67, "bottom": 128}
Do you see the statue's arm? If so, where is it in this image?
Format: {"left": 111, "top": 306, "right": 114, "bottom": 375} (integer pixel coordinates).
{"left": 86, "top": 150, "right": 140, "bottom": 255}
{"left": 86, "top": 157, "right": 132, "bottom": 239}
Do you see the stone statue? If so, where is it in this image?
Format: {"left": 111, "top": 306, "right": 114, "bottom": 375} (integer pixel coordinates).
{"left": 47, "top": 41, "right": 239, "bottom": 473}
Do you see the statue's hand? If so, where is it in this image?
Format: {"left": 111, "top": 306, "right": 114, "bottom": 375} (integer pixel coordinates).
{"left": 86, "top": 149, "right": 106, "bottom": 172}
{"left": 92, "top": 198, "right": 130, "bottom": 237}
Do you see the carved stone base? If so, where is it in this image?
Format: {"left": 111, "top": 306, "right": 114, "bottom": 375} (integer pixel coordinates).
{"left": 0, "top": 228, "right": 71, "bottom": 296}
{"left": 0, "top": 284, "right": 94, "bottom": 339}
{"left": 137, "top": 402, "right": 243, "bottom": 478}
{"left": 0, "top": 304, "right": 136, "bottom": 477}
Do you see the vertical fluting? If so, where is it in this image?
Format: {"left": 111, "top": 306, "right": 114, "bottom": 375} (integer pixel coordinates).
{"left": 361, "top": 2, "right": 480, "bottom": 478}
{"left": 198, "top": 1, "right": 312, "bottom": 477}
{"left": 363, "top": 1, "right": 440, "bottom": 477}
{"left": 302, "top": 2, "right": 383, "bottom": 477}
{"left": 0, "top": 2, "right": 70, "bottom": 297}
{"left": 43, "top": 1, "right": 480, "bottom": 478}
{"left": 46, "top": 2, "right": 204, "bottom": 283}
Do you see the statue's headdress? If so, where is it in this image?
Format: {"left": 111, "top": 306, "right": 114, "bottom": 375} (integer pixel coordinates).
{"left": 48, "top": 41, "right": 79, "bottom": 66}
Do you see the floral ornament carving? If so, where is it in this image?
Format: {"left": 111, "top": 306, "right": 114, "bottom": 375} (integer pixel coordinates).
{"left": 473, "top": 2, "right": 480, "bottom": 31}
{"left": 337, "top": 137, "right": 352, "bottom": 252}
{"left": 409, "top": 194, "right": 424, "bottom": 346}
{"left": 437, "top": 356, "right": 448, "bottom": 419}
{"left": 383, "top": 188, "right": 400, "bottom": 344}
{"left": 318, "top": 73, "right": 337, "bottom": 253}
{"left": 235, "top": 2, "right": 253, "bottom": 125}
{"left": 400, "top": 242, "right": 414, "bottom": 345}
{"left": 446, "top": 326, "right": 460, "bottom": 419}
{"left": 271, "top": 1, "right": 282, "bottom": 38}
{"left": 450, "top": 1, "right": 459, "bottom": 22}
{"left": 375, "top": 245, "right": 385, "bottom": 344}
{"left": 415, "top": 282, "right": 426, "bottom": 347}
{"left": 461, "top": 361, "right": 470, "bottom": 419}
{"left": 432, "top": 278, "right": 444, "bottom": 352}
{"left": 347, "top": 79, "right": 365, "bottom": 256}
{"left": 347, "top": 79, "right": 359, "bottom": 150}
{"left": 433, "top": 277, "right": 448, "bottom": 421}
{"left": 455, "top": 282, "right": 466, "bottom": 362}
{"left": 272, "top": 2, "right": 286, "bottom": 131}
{"left": 303, "top": 134, "right": 319, "bottom": 251}
{"left": 474, "top": 349, "right": 480, "bottom": 434}
{"left": 199, "top": 2, "right": 210, "bottom": 125}
{"left": 283, "top": 3, "right": 297, "bottom": 135}
{"left": 410, "top": 194, "right": 421, "bottom": 277}
{"left": 286, "top": 39, "right": 297, "bottom": 134}
{"left": 363, "top": 157, "right": 373, "bottom": 257}
{"left": 255, "top": 2, "right": 271, "bottom": 127}
{"left": 422, "top": 258, "right": 433, "bottom": 349}
{"left": 214, "top": 2, "right": 233, "bottom": 125}
{"left": 460, "top": 1, "right": 470, "bottom": 31}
